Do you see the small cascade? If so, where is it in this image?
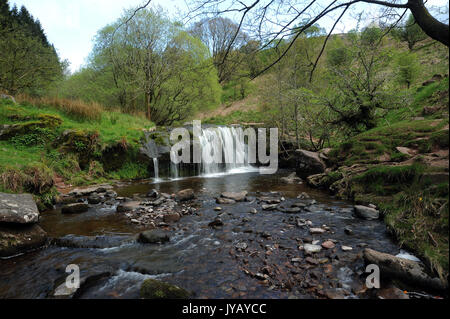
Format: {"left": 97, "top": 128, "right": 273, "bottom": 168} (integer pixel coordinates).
{"left": 170, "top": 149, "right": 179, "bottom": 179}
{"left": 197, "top": 126, "right": 253, "bottom": 176}
{"left": 152, "top": 158, "right": 159, "bottom": 180}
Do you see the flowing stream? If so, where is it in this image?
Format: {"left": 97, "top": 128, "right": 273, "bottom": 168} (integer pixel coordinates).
{"left": 0, "top": 171, "right": 404, "bottom": 299}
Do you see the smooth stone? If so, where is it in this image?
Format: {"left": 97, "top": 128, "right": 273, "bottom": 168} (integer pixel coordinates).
{"left": 303, "top": 244, "right": 322, "bottom": 254}
{"left": 309, "top": 227, "right": 326, "bottom": 234}
{"left": 321, "top": 240, "right": 336, "bottom": 249}
{"left": 354, "top": 205, "right": 379, "bottom": 220}
{"left": 0, "top": 224, "right": 47, "bottom": 257}
{"left": 221, "top": 191, "right": 248, "bottom": 202}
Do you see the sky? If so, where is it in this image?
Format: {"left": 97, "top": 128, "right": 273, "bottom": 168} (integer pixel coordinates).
{"left": 10, "top": 0, "right": 449, "bottom": 73}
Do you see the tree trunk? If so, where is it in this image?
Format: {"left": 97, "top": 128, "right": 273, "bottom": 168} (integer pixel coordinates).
{"left": 145, "top": 91, "right": 151, "bottom": 121}
{"left": 408, "top": 0, "right": 449, "bottom": 47}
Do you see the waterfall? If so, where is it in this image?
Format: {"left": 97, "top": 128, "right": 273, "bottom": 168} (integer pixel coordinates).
{"left": 152, "top": 157, "right": 159, "bottom": 180}
{"left": 197, "top": 126, "right": 254, "bottom": 176}
{"left": 170, "top": 149, "right": 179, "bottom": 179}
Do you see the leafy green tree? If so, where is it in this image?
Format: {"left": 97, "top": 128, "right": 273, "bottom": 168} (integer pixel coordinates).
{"left": 394, "top": 14, "right": 428, "bottom": 50}
{"left": 0, "top": 2, "right": 63, "bottom": 95}
{"left": 395, "top": 51, "right": 421, "bottom": 89}
{"left": 60, "top": 7, "right": 221, "bottom": 125}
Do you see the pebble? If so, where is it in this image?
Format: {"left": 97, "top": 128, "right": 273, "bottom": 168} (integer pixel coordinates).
{"left": 321, "top": 241, "right": 336, "bottom": 249}
{"left": 303, "top": 244, "right": 322, "bottom": 254}
{"left": 309, "top": 228, "right": 326, "bottom": 234}
{"left": 341, "top": 245, "right": 353, "bottom": 251}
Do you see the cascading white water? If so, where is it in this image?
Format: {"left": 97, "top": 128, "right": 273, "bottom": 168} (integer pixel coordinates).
{"left": 197, "top": 126, "right": 254, "bottom": 176}
{"left": 152, "top": 158, "right": 159, "bottom": 180}
{"left": 170, "top": 149, "right": 179, "bottom": 179}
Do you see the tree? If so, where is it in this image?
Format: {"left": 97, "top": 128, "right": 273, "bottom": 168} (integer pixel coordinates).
{"left": 185, "top": 0, "right": 449, "bottom": 78}
{"left": 191, "top": 17, "right": 247, "bottom": 83}
{"left": 394, "top": 14, "right": 428, "bottom": 50}
{"left": 63, "top": 7, "right": 221, "bottom": 125}
{"left": 322, "top": 27, "right": 402, "bottom": 133}
{"left": 0, "top": 2, "right": 63, "bottom": 95}
{"left": 394, "top": 51, "right": 421, "bottom": 88}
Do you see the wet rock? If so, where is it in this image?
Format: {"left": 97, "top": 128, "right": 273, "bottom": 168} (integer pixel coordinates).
{"left": 324, "top": 288, "right": 346, "bottom": 299}
{"left": 354, "top": 205, "right": 379, "bottom": 220}
{"left": 68, "top": 184, "right": 113, "bottom": 197}
{"left": 260, "top": 232, "right": 271, "bottom": 239}
{"left": 244, "top": 207, "right": 258, "bottom": 214}
{"left": 283, "top": 207, "right": 301, "bottom": 214}
{"left": 208, "top": 218, "right": 224, "bottom": 228}
{"left": 341, "top": 246, "right": 353, "bottom": 251}
{"left": 53, "top": 234, "right": 131, "bottom": 249}
{"left": 87, "top": 195, "right": 102, "bottom": 205}
{"left": 303, "top": 244, "right": 322, "bottom": 254}
{"left": 52, "top": 271, "right": 111, "bottom": 299}
{"left": 295, "top": 149, "right": 327, "bottom": 178}
{"left": 280, "top": 172, "right": 302, "bottom": 184}
{"left": 163, "top": 213, "right": 180, "bottom": 223}
{"left": 140, "top": 279, "right": 190, "bottom": 299}
{"left": 344, "top": 227, "right": 353, "bottom": 235}
{"left": 309, "top": 228, "right": 326, "bottom": 235}
{"left": 292, "top": 202, "right": 307, "bottom": 208}
{"left": 116, "top": 201, "right": 141, "bottom": 213}
{"left": 0, "top": 192, "right": 40, "bottom": 224}
{"left": 305, "top": 257, "right": 319, "bottom": 265}
{"left": 305, "top": 205, "right": 321, "bottom": 212}
{"left": 105, "top": 190, "right": 117, "bottom": 198}
{"left": 235, "top": 242, "right": 248, "bottom": 251}
{"left": 146, "top": 189, "right": 159, "bottom": 199}
{"left": 216, "top": 197, "right": 236, "bottom": 205}
{"left": 377, "top": 286, "right": 409, "bottom": 299}
{"left": 0, "top": 224, "right": 47, "bottom": 257}
{"left": 321, "top": 241, "right": 336, "bottom": 249}
{"left": 221, "top": 191, "right": 247, "bottom": 202}
{"left": 214, "top": 207, "right": 222, "bottom": 211}
{"left": 175, "top": 189, "right": 195, "bottom": 201}
{"left": 61, "top": 203, "right": 88, "bottom": 214}
{"left": 262, "top": 204, "right": 278, "bottom": 211}
{"left": 137, "top": 230, "right": 170, "bottom": 244}
{"left": 363, "top": 248, "right": 447, "bottom": 291}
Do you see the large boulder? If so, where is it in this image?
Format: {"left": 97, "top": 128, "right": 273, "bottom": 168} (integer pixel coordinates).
{"left": 0, "top": 224, "right": 47, "bottom": 257}
{"left": 295, "top": 149, "right": 326, "bottom": 178}
{"left": 354, "top": 205, "right": 379, "bottom": 220}
{"left": 0, "top": 193, "right": 40, "bottom": 224}
{"left": 363, "top": 248, "right": 447, "bottom": 291}
{"left": 140, "top": 279, "right": 190, "bottom": 299}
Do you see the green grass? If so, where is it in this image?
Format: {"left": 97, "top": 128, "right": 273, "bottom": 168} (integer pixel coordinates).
{"left": 0, "top": 100, "right": 154, "bottom": 145}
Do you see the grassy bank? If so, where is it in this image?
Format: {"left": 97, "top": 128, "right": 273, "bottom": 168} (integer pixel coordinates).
{"left": 319, "top": 77, "right": 449, "bottom": 279}
{"left": 0, "top": 97, "right": 154, "bottom": 208}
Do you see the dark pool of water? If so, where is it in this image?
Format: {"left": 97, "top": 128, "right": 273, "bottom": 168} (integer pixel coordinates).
{"left": 0, "top": 170, "right": 401, "bottom": 299}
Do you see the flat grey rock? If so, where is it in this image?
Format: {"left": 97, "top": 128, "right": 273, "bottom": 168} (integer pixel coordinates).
{"left": 0, "top": 192, "right": 39, "bottom": 224}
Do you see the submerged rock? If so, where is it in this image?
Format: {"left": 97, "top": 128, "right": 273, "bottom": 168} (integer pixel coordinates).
{"left": 0, "top": 192, "right": 40, "bottom": 224}
{"left": 61, "top": 203, "right": 89, "bottom": 214}
{"left": 175, "top": 189, "right": 195, "bottom": 201}
{"left": 216, "top": 197, "right": 236, "bottom": 204}
{"left": 0, "top": 224, "right": 47, "bottom": 257}
{"left": 363, "top": 248, "right": 447, "bottom": 291}
{"left": 280, "top": 172, "right": 302, "bottom": 184}
{"left": 137, "top": 230, "right": 170, "bottom": 244}
{"left": 221, "top": 191, "right": 247, "bottom": 202}
{"left": 140, "top": 279, "right": 190, "bottom": 299}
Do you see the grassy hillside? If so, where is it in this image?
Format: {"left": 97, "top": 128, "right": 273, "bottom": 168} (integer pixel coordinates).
{"left": 0, "top": 96, "right": 154, "bottom": 208}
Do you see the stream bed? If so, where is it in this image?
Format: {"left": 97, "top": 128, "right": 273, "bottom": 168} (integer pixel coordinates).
{"left": 0, "top": 170, "right": 403, "bottom": 299}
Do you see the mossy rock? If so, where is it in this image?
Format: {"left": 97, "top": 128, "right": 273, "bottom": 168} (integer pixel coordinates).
{"left": 0, "top": 118, "right": 61, "bottom": 140}
{"left": 101, "top": 142, "right": 129, "bottom": 172}
{"left": 56, "top": 129, "right": 102, "bottom": 169}
{"left": 140, "top": 279, "right": 190, "bottom": 299}
{"left": 37, "top": 114, "right": 62, "bottom": 128}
